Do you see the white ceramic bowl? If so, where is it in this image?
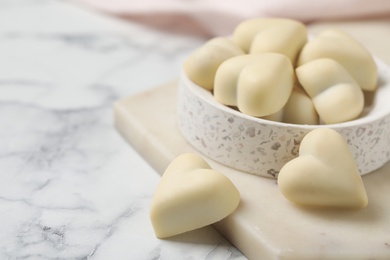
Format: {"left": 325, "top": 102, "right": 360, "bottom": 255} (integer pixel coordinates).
{"left": 177, "top": 59, "right": 390, "bottom": 178}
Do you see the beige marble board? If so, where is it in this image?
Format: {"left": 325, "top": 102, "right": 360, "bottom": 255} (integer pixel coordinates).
{"left": 114, "top": 19, "right": 390, "bottom": 259}
{"left": 114, "top": 81, "right": 390, "bottom": 260}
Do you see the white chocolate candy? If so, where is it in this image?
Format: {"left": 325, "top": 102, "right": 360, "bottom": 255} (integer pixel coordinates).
{"left": 258, "top": 87, "right": 319, "bottom": 125}
{"left": 296, "top": 58, "right": 364, "bottom": 124}
{"left": 211, "top": 55, "right": 316, "bottom": 125}
{"left": 214, "top": 53, "right": 294, "bottom": 117}
{"left": 184, "top": 37, "right": 244, "bottom": 91}
{"left": 237, "top": 54, "right": 294, "bottom": 117}
{"left": 214, "top": 54, "right": 266, "bottom": 106}
{"left": 262, "top": 108, "right": 284, "bottom": 122}
{"left": 282, "top": 86, "right": 319, "bottom": 125}
{"left": 232, "top": 18, "right": 307, "bottom": 63}
{"left": 298, "top": 29, "right": 377, "bottom": 91}
{"left": 150, "top": 153, "right": 240, "bottom": 238}
{"left": 278, "top": 128, "right": 368, "bottom": 209}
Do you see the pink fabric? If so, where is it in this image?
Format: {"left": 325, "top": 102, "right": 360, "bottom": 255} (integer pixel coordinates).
{"left": 79, "top": 0, "right": 390, "bottom": 36}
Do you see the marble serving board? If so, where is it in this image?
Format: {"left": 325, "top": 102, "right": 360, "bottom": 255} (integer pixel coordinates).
{"left": 114, "top": 81, "right": 390, "bottom": 260}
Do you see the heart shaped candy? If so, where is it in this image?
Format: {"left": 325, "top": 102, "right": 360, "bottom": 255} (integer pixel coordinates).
{"left": 232, "top": 18, "right": 307, "bottom": 63}
{"left": 281, "top": 86, "right": 319, "bottom": 125}
{"left": 150, "top": 153, "right": 240, "bottom": 238}
{"left": 184, "top": 37, "right": 244, "bottom": 91}
{"left": 297, "top": 29, "right": 377, "bottom": 91}
{"left": 214, "top": 53, "right": 294, "bottom": 117}
{"left": 278, "top": 128, "right": 368, "bottom": 209}
{"left": 296, "top": 58, "right": 364, "bottom": 124}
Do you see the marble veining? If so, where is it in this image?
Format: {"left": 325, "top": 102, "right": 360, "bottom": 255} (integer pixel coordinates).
{"left": 0, "top": 0, "right": 245, "bottom": 259}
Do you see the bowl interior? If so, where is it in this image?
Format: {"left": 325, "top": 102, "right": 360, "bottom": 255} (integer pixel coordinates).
{"left": 184, "top": 58, "right": 390, "bottom": 130}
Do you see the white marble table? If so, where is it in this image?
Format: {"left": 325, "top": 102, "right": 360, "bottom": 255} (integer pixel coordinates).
{"left": 0, "top": 0, "right": 246, "bottom": 259}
